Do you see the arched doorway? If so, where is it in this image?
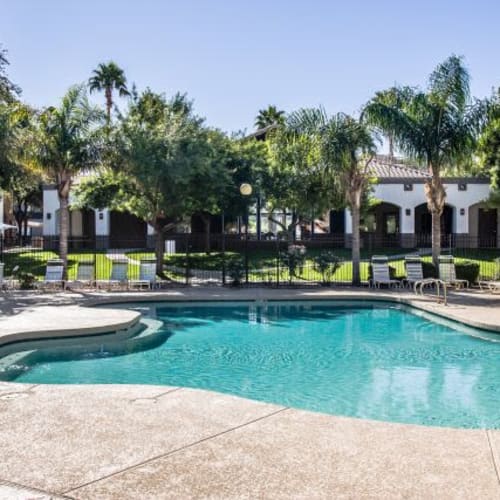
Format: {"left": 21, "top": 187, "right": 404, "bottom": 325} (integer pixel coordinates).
{"left": 360, "top": 202, "right": 401, "bottom": 247}
{"left": 414, "top": 203, "right": 453, "bottom": 247}
{"left": 109, "top": 211, "right": 147, "bottom": 248}
{"left": 469, "top": 203, "right": 498, "bottom": 248}
{"left": 55, "top": 207, "right": 96, "bottom": 249}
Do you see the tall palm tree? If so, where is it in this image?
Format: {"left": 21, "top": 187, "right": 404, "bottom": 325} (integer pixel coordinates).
{"left": 361, "top": 87, "right": 413, "bottom": 162}
{"left": 288, "top": 108, "right": 376, "bottom": 285}
{"left": 88, "top": 62, "right": 130, "bottom": 122}
{"left": 255, "top": 105, "right": 285, "bottom": 129}
{"left": 25, "top": 85, "right": 103, "bottom": 271}
{"left": 363, "top": 55, "right": 481, "bottom": 267}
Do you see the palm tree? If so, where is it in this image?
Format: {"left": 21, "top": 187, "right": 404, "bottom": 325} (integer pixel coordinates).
{"left": 361, "top": 87, "right": 413, "bottom": 162}
{"left": 288, "top": 108, "right": 376, "bottom": 285}
{"left": 26, "top": 85, "right": 103, "bottom": 271}
{"left": 88, "top": 62, "right": 130, "bottom": 122}
{"left": 363, "top": 55, "right": 481, "bottom": 267}
{"left": 255, "top": 105, "right": 285, "bottom": 129}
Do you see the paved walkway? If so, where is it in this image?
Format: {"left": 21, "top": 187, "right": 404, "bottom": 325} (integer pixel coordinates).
{"left": 0, "top": 384, "right": 499, "bottom": 499}
{"left": 0, "top": 287, "right": 499, "bottom": 498}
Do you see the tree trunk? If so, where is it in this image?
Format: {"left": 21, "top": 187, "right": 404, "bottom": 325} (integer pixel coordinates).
{"left": 105, "top": 87, "right": 112, "bottom": 123}
{"left": 201, "top": 214, "right": 211, "bottom": 254}
{"left": 154, "top": 227, "right": 165, "bottom": 277}
{"left": 58, "top": 193, "right": 70, "bottom": 278}
{"left": 424, "top": 168, "right": 446, "bottom": 269}
{"left": 388, "top": 134, "right": 394, "bottom": 162}
{"left": 288, "top": 212, "right": 297, "bottom": 243}
{"left": 351, "top": 200, "right": 361, "bottom": 286}
{"left": 431, "top": 209, "right": 441, "bottom": 268}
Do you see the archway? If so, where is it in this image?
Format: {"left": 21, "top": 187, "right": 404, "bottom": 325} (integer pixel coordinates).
{"left": 109, "top": 211, "right": 147, "bottom": 248}
{"left": 469, "top": 203, "right": 498, "bottom": 248}
{"left": 54, "top": 207, "right": 96, "bottom": 249}
{"left": 360, "top": 202, "right": 401, "bottom": 247}
{"left": 414, "top": 203, "right": 453, "bottom": 247}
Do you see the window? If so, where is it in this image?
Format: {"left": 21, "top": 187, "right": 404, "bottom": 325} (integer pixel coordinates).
{"left": 361, "top": 214, "right": 376, "bottom": 232}
{"left": 385, "top": 214, "right": 398, "bottom": 235}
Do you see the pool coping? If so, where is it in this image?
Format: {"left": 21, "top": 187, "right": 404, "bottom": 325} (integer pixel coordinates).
{"left": 83, "top": 288, "right": 500, "bottom": 333}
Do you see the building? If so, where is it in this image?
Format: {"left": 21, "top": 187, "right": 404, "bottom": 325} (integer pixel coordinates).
{"left": 344, "top": 157, "right": 498, "bottom": 248}
{"left": 41, "top": 156, "right": 499, "bottom": 249}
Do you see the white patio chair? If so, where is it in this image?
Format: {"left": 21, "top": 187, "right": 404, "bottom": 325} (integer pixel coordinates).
{"left": 370, "top": 255, "right": 401, "bottom": 288}
{"left": 404, "top": 255, "right": 435, "bottom": 293}
{"left": 68, "top": 261, "right": 95, "bottom": 289}
{"left": 129, "top": 259, "right": 157, "bottom": 289}
{"left": 479, "top": 258, "right": 500, "bottom": 293}
{"left": 438, "top": 255, "right": 469, "bottom": 289}
{"left": 96, "top": 259, "right": 129, "bottom": 290}
{"left": 38, "top": 259, "right": 65, "bottom": 290}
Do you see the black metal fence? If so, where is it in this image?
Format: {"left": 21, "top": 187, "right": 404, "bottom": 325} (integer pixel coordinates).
{"left": 0, "top": 233, "right": 499, "bottom": 288}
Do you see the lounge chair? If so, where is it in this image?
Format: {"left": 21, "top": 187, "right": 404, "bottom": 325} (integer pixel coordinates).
{"left": 438, "top": 255, "right": 468, "bottom": 289}
{"left": 129, "top": 258, "right": 157, "bottom": 289}
{"left": 370, "top": 255, "right": 401, "bottom": 288}
{"left": 96, "top": 258, "right": 129, "bottom": 290}
{"left": 479, "top": 258, "right": 500, "bottom": 293}
{"left": 403, "top": 255, "right": 437, "bottom": 292}
{"left": 38, "top": 259, "right": 65, "bottom": 290}
{"left": 68, "top": 261, "right": 95, "bottom": 289}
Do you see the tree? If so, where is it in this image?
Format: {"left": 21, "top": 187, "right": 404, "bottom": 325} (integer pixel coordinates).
{"left": 255, "top": 105, "right": 286, "bottom": 129}
{"left": 9, "top": 165, "right": 43, "bottom": 242}
{"left": 75, "top": 90, "right": 208, "bottom": 275}
{"left": 183, "top": 130, "right": 235, "bottom": 254}
{"left": 25, "top": 85, "right": 103, "bottom": 270}
{"left": 361, "top": 87, "right": 412, "bottom": 161}
{"left": 478, "top": 89, "right": 500, "bottom": 207}
{"left": 88, "top": 62, "right": 130, "bottom": 123}
{"left": 286, "top": 108, "right": 376, "bottom": 285}
{"left": 265, "top": 118, "right": 337, "bottom": 242}
{"left": 0, "top": 44, "right": 21, "bottom": 103}
{"left": 363, "top": 55, "right": 481, "bottom": 267}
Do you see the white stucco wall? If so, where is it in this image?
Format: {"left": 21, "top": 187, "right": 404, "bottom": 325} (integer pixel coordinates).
{"left": 95, "top": 209, "right": 109, "bottom": 236}
{"left": 43, "top": 188, "right": 59, "bottom": 235}
{"left": 0, "top": 191, "right": 4, "bottom": 224}
{"left": 345, "top": 182, "right": 491, "bottom": 235}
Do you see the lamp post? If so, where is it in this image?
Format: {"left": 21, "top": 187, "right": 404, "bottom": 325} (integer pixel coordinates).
{"left": 240, "top": 183, "right": 252, "bottom": 284}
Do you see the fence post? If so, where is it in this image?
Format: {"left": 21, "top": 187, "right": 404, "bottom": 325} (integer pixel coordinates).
{"left": 276, "top": 239, "right": 280, "bottom": 287}
{"left": 185, "top": 233, "right": 190, "bottom": 286}
{"left": 221, "top": 213, "right": 226, "bottom": 286}
{"left": 244, "top": 225, "right": 249, "bottom": 285}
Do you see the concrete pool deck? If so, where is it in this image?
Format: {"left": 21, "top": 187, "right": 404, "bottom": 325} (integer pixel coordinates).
{"left": 0, "top": 287, "right": 500, "bottom": 498}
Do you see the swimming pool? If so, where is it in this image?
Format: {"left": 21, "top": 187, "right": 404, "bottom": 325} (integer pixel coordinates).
{"left": 1, "top": 301, "right": 499, "bottom": 429}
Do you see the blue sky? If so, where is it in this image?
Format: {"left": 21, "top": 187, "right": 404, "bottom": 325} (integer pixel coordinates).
{"left": 2, "top": 0, "right": 499, "bottom": 134}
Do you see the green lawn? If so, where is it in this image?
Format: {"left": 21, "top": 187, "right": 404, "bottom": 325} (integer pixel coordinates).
{"left": 2, "top": 247, "right": 498, "bottom": 283}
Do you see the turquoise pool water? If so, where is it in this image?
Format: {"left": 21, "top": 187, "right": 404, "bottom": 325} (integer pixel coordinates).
{"left": 1, "top": 301, "right": 500, "bottom": 429}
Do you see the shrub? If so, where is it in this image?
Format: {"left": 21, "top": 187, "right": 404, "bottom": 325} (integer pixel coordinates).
{"left": 455, "top": 260, "right": 480, "bottom": 283}
{"left": 226, "top": 257, "right": 245, "bottom": 286}
{"left": 18, "top": 272, "right": 37, "bottom": 290}
{"left": 420, "top": 259, "right": 479, "bottom": 282}
{"left": 280, "top": 245, "right": 306, "bottom": 282}
{"left": 313, "top": 251, "right": 341, "bottom": 285}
